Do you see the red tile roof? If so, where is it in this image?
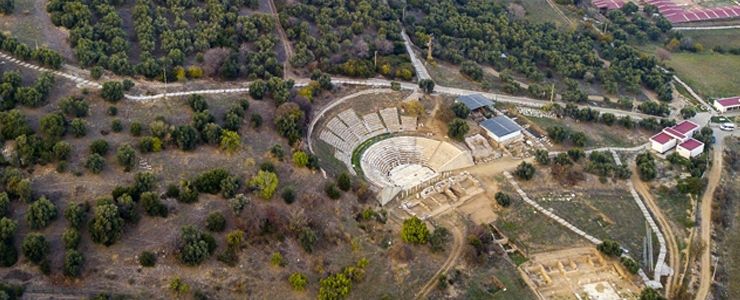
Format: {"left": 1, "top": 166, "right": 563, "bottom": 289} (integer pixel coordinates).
{"left": 672, "top": 120, "right": 698, "bottom": 135}
{"left": 651, "top": 132, "right": 674, "bottom": 144}
{"left": 644, "top": 0, "right": 740, "bottom": 23}
{"left": 592, "top": 0, "right": 624, "bottom": 9}
{"left": 678, "top": 138, "right": 703, "bottom": 151}
{"left": 716, "top": 96, "right": 740, "bottom": 108}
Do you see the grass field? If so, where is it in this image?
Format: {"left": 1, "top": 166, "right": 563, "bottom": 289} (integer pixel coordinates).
{"left": 525, "top": 116, "right": 648, "bottom": 149}
{"left": 501, "top": 0, "right": 568, "bottom": 27}
{"left": 682, "top": 29, "right": 740, "bottom": 49}
{"left": 667, "top": 52, "right": 740, "bottom": 98}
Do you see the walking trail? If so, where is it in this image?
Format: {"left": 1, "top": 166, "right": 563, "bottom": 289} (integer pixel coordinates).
{"left": 414, "top": 222, "right": 464, "bottom": 300}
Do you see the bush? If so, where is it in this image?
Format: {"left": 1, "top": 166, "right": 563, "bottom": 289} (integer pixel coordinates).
{"left": 248, "top": 170, "right": 279, "bottom": 200}
{"left": 130, "top": 122, "right": 143, "bottom": 137}
{"left": 289, "top": 272, "right": 308, "bottom": 291}
{"left": 337, "top": 173, "right": 351, "bottom": 191}
{"left": 495, "top": 192, "right": 512, "bottom": 207}
{"left": 206, "top": 212, "right": 226, "bottom": 232}
{"left": 597, "top": 239, "right": 623, "bottom": 257}
{"left": 451, "top": 102, "right": 470, "bottom": 119}
{"left": 318, "top": 273, "right": 352, "bottom": 300}
{"left": 281, "top": 188, "right": 296, "bottom": 204}
{"left": 292, "top": 151, "right": 309, "bottom": 167}
{"left": 534, "top": 149, "right": 550, "bottom": 165}
{"left": 325, "top": 183, "right": 341, "bottom": 199}
{"left": 620, "top": 256, "right": 639, "bottom": 274}
{"left": 21, "top": 233, "right": 49, "bottom": 264}
{"left": 26, "top": 197, "right": 58, "bottom": 229}
{"left": 64, "top": 202, "right": 88, "bottom": 229}
{"left": 178, "top": 226, "right": 216, "bottom": 265}
{"left": 85, "top": 154, "right": 105, "bottom": 174}
{"left": 89, "top": 203, "right": 124, "bottom": 246}
{"left": 514, "top": 162, "right": 535, "bottom": 180}
{"left": 90, "top": 139, "right": 109, "bottom": 155}
{"left": 63, "top": 250, "right": 84, "bottom": 277}
{"left": 429, "top": 227, "right": 450, "bottom": 252}
{"left": 141, "top": 192, "right": 167, "bottom": 217}
{"left": 447, "top": 118, "right": 469, "bottom": 140}
{"left": 271, "top": 252, "right": 284, "bottom": 267}
{"left": 62, "top": 228, "right": 80, "bottom": 250}
{"left": 401, "top": 216, "right": 429, "bottom": 244}
{"left": 101, "top": 81, "right": 124, "bottom": 102}
{"left": 139, "top": 251, "right": 156, "bottom": 267}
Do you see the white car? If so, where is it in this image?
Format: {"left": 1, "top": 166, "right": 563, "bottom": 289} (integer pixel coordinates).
{"left": 720, "top": 123, "right": 736, "bottom": 131}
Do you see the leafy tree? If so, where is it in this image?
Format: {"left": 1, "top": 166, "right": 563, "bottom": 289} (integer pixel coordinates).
{"left": 534, "top": 149, "right": 550, "bottom": 165}
{"left": 59, "top": 96, "right": 89, "bottom": 117}
{"left": 206, "top": 212, "right": 226, "bottom": 232}
{"left": 249, "top": 170, "right": 279, "bottom": 200}
{"left": 636, "top": 153, "right": 657, "bottom": 181}
{"left": 139, "top": 250, "right": 156, "bottom": 267}
{"left": 289, "top": 272, "right": 308, "bottom": 291}
{"left": 0, "top": 217, "right": 17, "bottom": 267}
{"left": 620, "top": 256, "right": 639, "bottom": 274}
{"left": 567, "top": 148, "right": 584, "bottom": 161}
{"left": 0, "top": 217, "right": 17, "bottom": 241}
{"left": 495, "top": 192, "right": 512, "bottom": 207}
{"left": 401, "top": 216, "right": 429, "bottom": 244}
{"left": 187, "top": 95, "right": 208, "bottom": 112}
{"left": 281, "top": 188, "right": 296, "bottom": 204}
{"left": 460, "top": 61, "right": 483, "bottom": 81}
{"left": 219, "top": 130, "right": 241, "bottom": 153}
{"left": 85, "top": 154, "right": 105, "bottom": 174}
{"left": 680, "top": 107, "right": 696, "bottom": 119}
{"left": 90, "top": 139, "right": 109, "bottom": 155}
{"left": 0, "top": 193, "right": 9, "bottom": 217}
{"left": 228, "top": 194, "right": 248, "bottom": 215}
{"left": 138, "top": 136, "right": 163, "bottom": 153}
{"left": 249, "top": 80, "right": 267, "bottom": 100}
{"left": 177, "top": 225, "right": 216, "bottom": 265}
{"left": 177, "top": 180, "right": 199, "bottom": 204}
{"left": 52, "top": 141, "right": 72, "bottom": 161}
{"left": 40, "top": 112, "right": 66, "bottom": 139}
{"left": 111, "top": 119, "right": 123, "bottom": 132}
{"left": 0, "top": 0, "right": 14, "bottom": 14}
{"left": 89, "top": 203, "right": 124, "bottom": 246}
{"left": 130, "top": 122, "right": 143, "bottom": 137}
{"left": 101, "top": 81, "right": 124, "bottom": 102}
{"left": 141, "top": 192, "right": 167, "bottom": 217}
{"left": 514, "top": 162, "right": 536, "bottom": 180}
{"left": 447, "top": 118, "right": 469, "bottom": 140}
{"left": 169, "top": 277, "right": 190, "bottom": 296}
{"left": 318, "top": 273, "right": 352, "bottom": 300}
{"left": 116, "top": 144, "right": 136, "bottom": 172}
{"left": 451, "top": 102, "right": 470, "bottom": 119}
{"left": 547, "top": 126, "right": 569, "bottom": 143}
{"left": 21, "top": 233, "right": 49, "bottom": 264}
{"left": 274, "top": 103, "right": 304, "bottom": 145}
{"left": 193, "top": 168, "right": 230, "bottom": 194}
{"left": 26, "top": 197, "right": 58, "bottom": 229}
{"left": 63, "top": 250, "right": 84, "bottom": 277}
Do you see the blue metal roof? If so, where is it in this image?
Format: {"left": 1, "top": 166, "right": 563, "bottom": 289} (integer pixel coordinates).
{"left": 480, "top": 116, "right": 522, "bottom": 137}
{"left": 457, "top": 94, "right": 494, "bottom": 111}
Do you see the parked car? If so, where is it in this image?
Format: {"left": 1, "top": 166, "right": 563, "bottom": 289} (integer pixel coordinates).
{"left": 720, "top": 123, "right": 736, "bottom": 131}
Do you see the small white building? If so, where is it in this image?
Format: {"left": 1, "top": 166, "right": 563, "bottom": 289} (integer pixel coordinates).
{"left": 650, "top": 132, "right": 677, "bottom": 153}
{"left": 676, "top": 138, "right": 704, "bottom": 158}
{"left": 714, "top": 96, "right": 740, "bottom": 113}
{"left": 480, "top": 116, "right": 523, "bottom": 143}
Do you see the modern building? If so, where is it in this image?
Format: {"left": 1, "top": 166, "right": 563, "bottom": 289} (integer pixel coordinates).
{"left": 456, "top": 94, "right": 494, "bottom": 113}
{"left": 714, "top": 96, "right": 740, "bottom": 113}
{"left": 649, "top": 120, "right": 704, "bottom": 158}
{"left": 480, "top": 115, "right": 523, "bottom": 143}
{"left": 677, "top": 138, "right": 704, "bottom": 159}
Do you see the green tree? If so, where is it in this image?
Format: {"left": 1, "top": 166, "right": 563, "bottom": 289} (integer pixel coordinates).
{"left": 89, "top": 203, "right": 124, "bottom": 246}
{"left": 206, "top": 212, "right": 226, "bottom": 232}
{"left": 451, "top": 102, "right": 470, "bottom": 119}
{"left": 26, "top": 197, "right": 58, "bottom": 229}
{"left": 101, "top": 81, "right": 124, "bottom": 102}
{"left": 69, "top": 118, "right": 87, "bottom": 137}
{"left": 0, "top": 193, "right": 9, "bottom": 217}
{"left": 447, "top": 118, "right": 469, "bottom": 140}
{"left": 514, "top": 162, "right": 536, "bottom": 180}
{"left": 40, "top": 112, "right": 66, "bottom": 139}
{"left": 318, "top": 273, "right": 352, "bottom": 300}
{"left": 86, "top": 153, "right": 105, "bottom": 174}
{"left": 174, "top": 125, "right": 200, "bottom": 151}
{"left": 64, "top": 202, "right": 88, "bottom": 229}
{"left": 63, "top": 250, "right": 84, "bottom": 277}
{"left": 219, "top": 130, "right": 241, "bottom": 153}
{"left": 178, "top": 225, "right": 216, "bottom": 265}
{"left": 292, "top": 151, "right": 309, "bottom": 167}
{"left": 534, "top": 149, "right": 550, "bottom": 165}
{"left": 401, "top": 216, "right": 429, "bottom": 244}
{"left": 289, "top": 272, "right": 308, "bottom": 291}
{"left": 337, "top": 173, "right": 351, "bottom": 191}
{"left": 21, "top": 233, "right": 49, "bottom": 264}
{"left": 495, "top": 192, "right": 512, "bottom": 207}
{"left": 62, "top": 228, "right": 80, "bottom": 250}
{"left": 139, "top": 250, "right": 156, "bottom": 267}
{"left": 248, "top": 170, "right": 279, "bottom": 200}
{"left": 428, "top": 226, "right": 450, "bottom": 252}
{"left": 90, "top": 139, "right": 109, "bottom": 155}
{"left": 249, "top": 80, "right": 267, "bottom": 99}
{"left": 418, "top": 79, "right": 435, "bottom": 93}
{"left": 116, "top": 144, "right": 136, "bottom": 172}
{"left": 141, "top": 192, "right": 167, "bottom": 217}
{"left": 639, "top": 287, "right": 666, "bottom": 300}
{"left": 597, "top": 239, "right": 623, "bottom": 257}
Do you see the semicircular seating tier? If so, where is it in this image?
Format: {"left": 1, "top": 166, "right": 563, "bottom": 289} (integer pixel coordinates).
{"left": 319, "top": 107, "right": 418, "bottom": 174}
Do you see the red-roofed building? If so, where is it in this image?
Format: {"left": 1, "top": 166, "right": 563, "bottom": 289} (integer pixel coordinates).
{"left": 592, "top": 0, "right": 624, "bottom": 10}
{"left": 714, "top": 96, "right": 740, "bottom": 113}
{"left": 663, "top": 127, "right": 687, "bottom": 141}
{"left": 677, "top": 138, "right": 704, "bottom": 158}
{"left": 672, "top": 120, "right": 699, "bottom": 137}
{"left": 650, "top": 132, "right": 677, "bottom": 153}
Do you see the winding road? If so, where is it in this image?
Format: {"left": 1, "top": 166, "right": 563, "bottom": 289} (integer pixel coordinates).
{"left": 414, "top": 223, "right": 464, "bottom": 300}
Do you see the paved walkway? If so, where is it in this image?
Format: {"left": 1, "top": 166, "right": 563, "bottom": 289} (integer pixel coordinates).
{"left": 401, "top": 30, "right": 431, "bottom": 81}
{"left": 0, "top": 52, "right": 101, "bottom": 89}
{"left": 627, "top": 180, "right": 668, "bottom": 285}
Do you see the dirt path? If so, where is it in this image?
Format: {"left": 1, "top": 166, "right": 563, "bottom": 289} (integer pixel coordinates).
{"left": 414, "top": 222, "right": 464, "bottom": 300}
{"left": 267, "top": 0, "right": 294, "bottom": 79}
{"left": 543, "top": 0, "right": 575, "bottom": 27}
{"left": 631, "top": 162, "right": 682, "bottom": 298}
{"left": 694, "top": 139, "right": 724, "bottom": 300}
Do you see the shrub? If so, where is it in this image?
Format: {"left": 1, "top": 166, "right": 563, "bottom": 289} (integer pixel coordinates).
{"left": 337, "top": 173, "right": 351, "bottom": 191}
{"left": 281, "top": 188, "right": 296, "bottom": 204}
{"left": 271, "top": 252, "right": 284, "bottom": 267}
{"left": 141, "top": 192, "right": 167, "bottom": 217}
{"left": 64, "top": 202, "right": 88, "bottom": 229}
{"left": 139, "top": 251, "right": 156, "bottom": 267}
{"left": 101, "top": 81, "right": 123, "bottom": 102}
{"left": 219, "top": 130, "right": 241, "bottom": 152}
{"left": 292, "top": 151, "right": 309, "bottom": 167}
{"left": 248, "top": 170, "right": 279, "bottom": 200}
{"left": 116, "top": 144, "right": 136, "bottom": 172}
{"left": 111, "top": 119, "right": 123, "bottom": 132}
{"left": 597, "top": 239, "right": 623, "bottom": 257}
{"left": 620, "top": 256, "right": 639, "bottom": 274}
{"left": 325, "top": 183, "right": 341, "bottom": 199}
{"left": 130, "top": 122, "right": 143, "bottom": 136}
{"left": 447, "top": 118, "right": 469, "bottom": 140}
{"left": 289, "top": 272, "right": 308, "bottom": 291}
{"left": 429, "top": 227, "right": 450, "bottom": 252}
{"left": 85, "top": 154, "right": 105, "bottom": 174}
{"left": 89, "top": 203, "right": 124, "bottom": 246}
{"left": 206, "top": 212, "right": 226, "bottom": 232}
{"left": 451, "top": 102, "right": 470, "bottom": 119}
{"left": 495, "top": 192, "right": 512, "bottom": 207}
{"left": 318, "top": 273, "right": 352, "bottom": 300}
{"left": 89, "top": 139, "right": 109, "bottom": 155}
{"left": 401, "top": 216, "right": 429, "bottom": 244}
{"left": 534, "top": 149, "right": 550, "bottom": 165}
{"left": 514, "top": 162, "right": 535, "bottom": 180}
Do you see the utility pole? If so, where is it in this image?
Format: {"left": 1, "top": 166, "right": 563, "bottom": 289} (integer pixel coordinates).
{"left": 426, "top": 34, "right": 434, "bottom": 61}
{"left": 163, "top": 68, "right": 167, "bottom": 101}
{"left": 374, "top": 51, "right": 378, "bottom": 68}
{"left": 550, "top": 84, "right": 555, "bottom": 103}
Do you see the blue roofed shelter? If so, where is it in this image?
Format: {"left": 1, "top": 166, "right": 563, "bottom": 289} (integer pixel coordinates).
{"left": 456, "top": 94, "right": 494, "bottom": 112}
{"left": 480, "top": 116, "right": 523, "bottom": 143}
